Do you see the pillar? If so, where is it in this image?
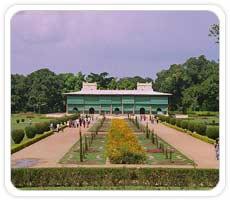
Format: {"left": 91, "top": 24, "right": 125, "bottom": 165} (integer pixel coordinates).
{"left": 66, "top": 98, "right": 68, "bottom": 114}
{"left": 110, "top": 104, "right": 112, "bottom": 114}
{"left": 122, "top": 104, "right": 124, "bottom": 115}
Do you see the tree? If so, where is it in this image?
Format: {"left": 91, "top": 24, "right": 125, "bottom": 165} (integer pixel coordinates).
{"left": 209, "top": 24, "right": 219, "bottom": 44}
{"left": 26, "top": 68, "right": 63, "bottom": 113}
{"left": 86, "top": 72, "right": 114, "bottom": 89}
{"left": 11, "top": 74, "right": 28, "bottom": 113}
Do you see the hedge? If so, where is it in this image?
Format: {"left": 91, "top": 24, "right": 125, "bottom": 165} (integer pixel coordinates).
{"left": 25, "top": 126, "right": 36, "bottom": 139}
{"left": 11, "top": 167, "right": 219, "bottom": 188}
{"left": 162, "top": 122, "right": 216, "bottom": 144}
{"left": 206, "top": 126, "right": 219, "bottom": 140}
{"left": 193, "top": 122, "right": 206, "bottom": 136}
{"left": 11, "top": 129, "right": 25, "bottom": 144}
{"left": 169, "top": 118, "right": 176, "bottom": 125}
{"left": 11, "top": 130, "right": 54, "bottom": 154}
{"left": 181, "top": 120, "right": 189, "bottom": 129}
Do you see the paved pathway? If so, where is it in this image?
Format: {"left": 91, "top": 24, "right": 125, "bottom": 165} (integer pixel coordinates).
{"left": 11, "top": 125, "right": 91, "bottom": 168}
{"left": 142, "top": 121, "right": 219, "bottom": 169}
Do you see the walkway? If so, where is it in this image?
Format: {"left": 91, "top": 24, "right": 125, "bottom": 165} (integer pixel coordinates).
{"left": 11, "top": 125, "right": 91, "bottom": 168}
{"left": 142, "top": 121, "right": 219, "bottom": 169}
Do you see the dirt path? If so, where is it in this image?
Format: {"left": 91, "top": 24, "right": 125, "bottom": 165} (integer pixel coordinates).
{"left": 142, "top": 121, "right": 219, "bottom": 169}
{"left": 11, "top": 125, "right": 92, "bottom": 168}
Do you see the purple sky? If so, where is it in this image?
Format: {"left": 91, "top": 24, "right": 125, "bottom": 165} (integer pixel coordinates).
{"left": 11, "top": 11, "right": 219, "bottom": 78}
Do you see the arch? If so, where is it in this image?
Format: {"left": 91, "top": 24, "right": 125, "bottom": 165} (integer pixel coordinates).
{"left": 140, "top": 108, "right": 145, "bottom": 114}
{"left": 73, "top": 107, "right": 79, "bottom": 113}
{"left": 114, "top": 108, "right": 120, "bottom": 114}
{"left": 89, "top": 107, "right": 95, "bottom": 114}
{"left": 157, "top": 108, "right": 162, "bottom": 112}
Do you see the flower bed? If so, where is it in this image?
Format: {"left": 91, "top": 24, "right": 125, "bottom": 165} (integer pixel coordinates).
{"left": 106, "top": 119, "right": 146, "bottom": 164}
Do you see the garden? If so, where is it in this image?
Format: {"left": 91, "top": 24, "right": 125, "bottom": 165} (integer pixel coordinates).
{"left": 59, "top": 118, "right": 194, "bottom": 166}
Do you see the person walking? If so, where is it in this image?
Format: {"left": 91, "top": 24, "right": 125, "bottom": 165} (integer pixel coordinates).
{"left": 214, "top": 138, "right": 219, "bottom": 160}
{"left": 60, "top": 122, "right": 64, "bottom": 132}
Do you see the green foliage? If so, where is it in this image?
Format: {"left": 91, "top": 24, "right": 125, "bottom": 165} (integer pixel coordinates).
{"left": 206, "top": 126, "right": 219, "bottom": 140}
{"left": 181, "top": 120, "right": 189, "bottom": 129}
{"left": 11, "top": 129, "right": 25, "bottom": 144}
{"left": 188, "top": 121, "right": 195, "bottom": 132}
{"left": 209, "top": 24, "right": 219, "bottom": 44}
{"left": 169, "top": 118, "right": 176, "bottom": 125}
{"left": 11, "top": 131, "right": 54, "bottom": 154}
{"left": 16, "top": 119, "right": 20, "bottom": 123}
{"left": 193, "top": 122, "right": 207, "bottom": 135}
{"left": 25, "top": 126, "right": 36, "bottom": 139}
{"left": 176, "top": 119, "right": 183, "bottom": 127}
{"left": 154, "top": 55, "right": 219, "bottom": 112}
{"left": 11, "top": 167, "right": 219, "bottom": 188}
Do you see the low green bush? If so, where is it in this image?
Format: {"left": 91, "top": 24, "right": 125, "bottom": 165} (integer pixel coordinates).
{"left": 193, "top": 122, "right": 206, "bottom": 135}
{"left": 176, "top": 119, "right": 183, "bottom": 127}
{"left": 21, "top": 119, "right": 25, "bottom": 122}
{"left": 181, "top": 120, "right": 189, "bottom": 129}
{"left": 188, "top": 121, "right": 195, "bottom": 132}
{"left": 11, "top": 130, "right": 54, "bottom": 154}
{"left": 16, "top": 119, "right": 20, "bottom": 124}
{"left": 206, "top": 126, "right": 219, "bottom": 140}
{"left": 11, "top": 129, "right": 25, "bottom": 144}
{"left": 11, "top": 167, "right": 219, "bottom": 188}
{"left": 169, "top": 118, "right": 176, "bottom": 125}
{"left": 25, "top": 126, "right": 37, "bottom": 139}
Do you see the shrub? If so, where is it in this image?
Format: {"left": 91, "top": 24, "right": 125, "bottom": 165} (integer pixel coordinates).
{"left": 169, "top": 118, "right": 176, "bottom": 125}
{"left": 21, "top": 119, "right": 25, "bottom": 122}
{"left": 26, "top": 115, "right": 35, "bottom": 118}
{"left": 25, "top": 126, "right": 37, "bottom": 139}
{"left": 193, "top": 122, "right": 207, "bottom": 135}
{"left": 34, "top": 122, "right": 50, "bottom": 134}
{"left": 16, "top": 119, "right": 20, "bottom": 124}
{"left": 176, "top": 119, "right": 183, "bottom": 127}
{"left": 165, "top": 116, "right": 170, "bottom": 123}
{"left": 206, "top": 126, "right": 219, "bottom": 140}
{"left": 181, "top": 120, "right": 188, "bottom": 129}
{"left": 188, "top": 121, "right": 195, "bottom": 132}
{"left": 11, "top": 129, "right": 25, "bottom": 144}
{"left": 11, "top": 167, "right": 219, "bottom": 188}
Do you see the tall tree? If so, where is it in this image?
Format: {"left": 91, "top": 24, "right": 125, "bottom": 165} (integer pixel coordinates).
{"left": 209, "top": 24, "right": 219, "bottom": 44}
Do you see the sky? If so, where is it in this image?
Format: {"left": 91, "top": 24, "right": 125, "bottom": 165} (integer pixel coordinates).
{"left": 11, "top": 10, "right": 219, "bottom": 78}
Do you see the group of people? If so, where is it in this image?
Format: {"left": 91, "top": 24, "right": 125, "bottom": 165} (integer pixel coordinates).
{"left": 67, "top": 114, "right": 94, "bottom": 129}
{"left": 49, "top": 122, "right": 64, "bottom": 133}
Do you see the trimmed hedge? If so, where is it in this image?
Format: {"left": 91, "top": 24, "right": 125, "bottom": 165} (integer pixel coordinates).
{"left": 162, "top": 122, "right": 216, "bottom": 144}
{"left": 11, "top": 129, "right": 25, "bottom": 144}
{"left": 193, "top": 122, "right": 206, "bottom": 136}
{"left": 169, "top": 118, "right": 176, "bottom": 125}
{"left": 25, "top": 126, "right": 36, "bottom": 139}
{"left": 206, "top": 126, "right": 219, "bottom": 140}
{"left": 181, "top": 120, "right": 189, "bottom": 129}
{"left": 11, "top": 167, "right": 219, "bottom": 188}
{"left": 176, "top": 119, "right": 183, "bottom": 127}
{"left": 11, "top": 130, "right": 54, "bottom": 154}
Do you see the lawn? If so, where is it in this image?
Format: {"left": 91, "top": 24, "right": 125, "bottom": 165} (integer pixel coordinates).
{"left": 11, "top": 113, "right": 54, "bottom": 130}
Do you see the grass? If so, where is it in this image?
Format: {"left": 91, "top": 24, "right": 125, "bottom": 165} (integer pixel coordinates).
{"left": 59, "top": 133, "right": 107, "bottom": 165}
{"left": 11, "top": 113, "right": 54, "bottom": 131}
{"left": 20, "top": 186, "right": 212, "bottom": 190}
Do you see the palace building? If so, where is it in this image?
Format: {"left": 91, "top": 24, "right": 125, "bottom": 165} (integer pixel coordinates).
{"left": 64, "top": 82, "right": 171, "bottom": 115}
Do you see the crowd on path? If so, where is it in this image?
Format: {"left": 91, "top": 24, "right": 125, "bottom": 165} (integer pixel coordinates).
{"left": 49, "top": 114, "right": 95, "bottom": 133}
